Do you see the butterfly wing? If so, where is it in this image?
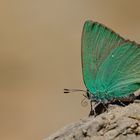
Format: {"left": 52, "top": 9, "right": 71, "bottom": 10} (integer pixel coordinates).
{"left": 96, "top": 41, "right": 140, "bottom": 99}
{"left": 81, "top": 20, "right": 126, "bottom": 94}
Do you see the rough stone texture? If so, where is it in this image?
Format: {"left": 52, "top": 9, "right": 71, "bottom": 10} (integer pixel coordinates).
{"left": 44, "top": 103, "right": 140, "bottom": 140}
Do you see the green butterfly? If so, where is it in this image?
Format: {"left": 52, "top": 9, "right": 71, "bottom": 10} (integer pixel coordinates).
{"left": 65, "top": 20, "right": 140, "bottom": 115}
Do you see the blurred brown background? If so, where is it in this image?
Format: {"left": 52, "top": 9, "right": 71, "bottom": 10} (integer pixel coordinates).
{"left": 0, "top": 0, "right": 140, "bottom": 140}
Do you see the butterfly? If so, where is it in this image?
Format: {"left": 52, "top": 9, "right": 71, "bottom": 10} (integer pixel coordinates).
{"left": 64, "top": 20, "right": 140, "bottom": 116}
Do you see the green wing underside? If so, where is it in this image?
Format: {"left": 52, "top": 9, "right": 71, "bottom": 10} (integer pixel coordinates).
{"left": 82, "top": 20, "right": 140, "bottom": 101}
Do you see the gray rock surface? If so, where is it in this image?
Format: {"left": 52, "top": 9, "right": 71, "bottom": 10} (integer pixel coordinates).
{"left": 44, "top": 103, "right": 140, "bottom": 140}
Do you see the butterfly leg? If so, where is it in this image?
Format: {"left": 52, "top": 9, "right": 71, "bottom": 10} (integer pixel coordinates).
{"left": 89, "top": 100, "right": 95, "bottom": 116}
{"left": 102, "top": 103, "right": 108, "bottom": 112}
{"left": 118, "top": 100, "right": 127, "bottom": 107}
{"left": 89, "top": 101, "right": 100, "bottom": 117}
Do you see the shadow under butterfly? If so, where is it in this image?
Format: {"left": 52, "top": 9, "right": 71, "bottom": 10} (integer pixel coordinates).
{"left": 64, "top": 20, "right": 140, "bottom": 116}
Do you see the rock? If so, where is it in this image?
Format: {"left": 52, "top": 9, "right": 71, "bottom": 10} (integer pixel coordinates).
{"left": 43, "top": 103, "right": 140, "bottom": 140}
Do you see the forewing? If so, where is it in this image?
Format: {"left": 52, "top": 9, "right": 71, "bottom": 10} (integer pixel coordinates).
{"left": 81, "top": 20, "right": 125, "bottom": 93}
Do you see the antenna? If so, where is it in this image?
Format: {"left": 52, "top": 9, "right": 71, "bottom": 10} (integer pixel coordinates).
{"left": 64, "top": 88, "right": 87, "bottom": 93}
